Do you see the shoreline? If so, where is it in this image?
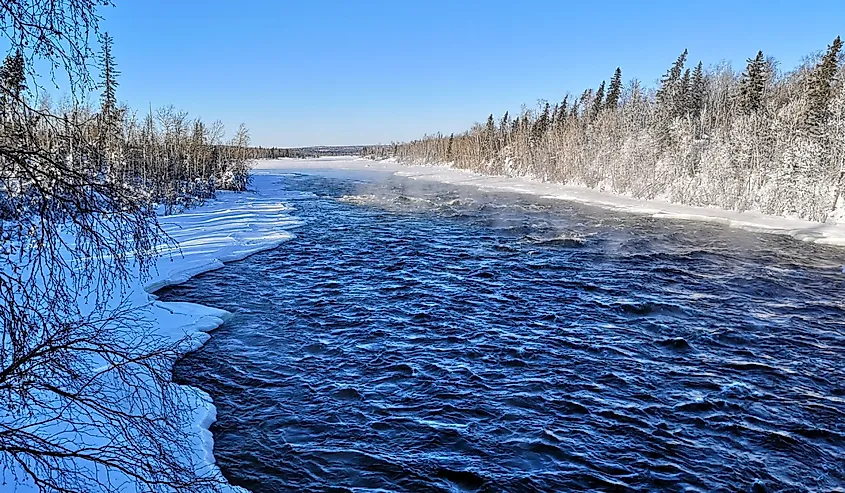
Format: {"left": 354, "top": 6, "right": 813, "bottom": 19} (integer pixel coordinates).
{"left": 255, "top": 157, "right": 845, "bottom": 248}
{"left": 32, "top": 157, "right": 838, "bottom": 491}
{"left": 10, "top": 175, "right": 303, "bottom": 493}
{"left": 146, "top": 182, "right": 305, "bottom": 493}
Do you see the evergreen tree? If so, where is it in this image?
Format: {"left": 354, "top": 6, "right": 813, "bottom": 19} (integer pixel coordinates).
{"left": 99, "top": 32, "right": 120, "bottom": 122}
{"left": 690, "top": 61, "right": 706, "bottom": 117}
{"left": 579, "top": 88, "right": 593, "bottom": 110}
{"left": 592, "top": 81, "right": 605, "bottom": 117}
{"left": 605, "top": 67, "right": 622, "bottom": 110}
{"left": 557, "top": 96, "right": 569, "bottom": 127}
{"left": 500, "top": 111, "right": 510, "bottom": 132}
{"left": 806, "top": 36, "right": 843, "bottom": 132}
{"left": 541, "top": 102, "right": 550, "bottom": 127}
{"left": 657, "top": 49, "right": 688, "bottom": 108}
{"left": 532, "top": 103, "right": 550, "bottom": 141}
{"left": 680, "top": 68, "right": 692, "bottom": 113}
{"left": 485, "top": 113, "right": 497, "bottom": 158}
{"left": 739, "top": 50, "right": 766, "bottom": 114}
{"left": 569, "top": 98, "right": 580, "bottom": 120}
{"left": 0, "top": 50, "right": 26, "bottom": 100}
{"left": 0, "top": 50, "right": 26, "bottom": 120}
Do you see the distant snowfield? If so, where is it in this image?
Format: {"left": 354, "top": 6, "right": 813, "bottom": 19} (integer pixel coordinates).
{"left": 9, "top": 174, "right": 303, "bottom": 493}
{"left": 255, "top": 157, "right": 845, "bottom": 246}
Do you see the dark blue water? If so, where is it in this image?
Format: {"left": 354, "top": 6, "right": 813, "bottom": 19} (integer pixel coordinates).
{"left": 165, "top": 170, "right": 845, "bottom": 493}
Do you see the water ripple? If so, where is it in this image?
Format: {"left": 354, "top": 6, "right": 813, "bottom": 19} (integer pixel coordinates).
{"left": 166, "top": 172, "right": 845, "bottom": 493}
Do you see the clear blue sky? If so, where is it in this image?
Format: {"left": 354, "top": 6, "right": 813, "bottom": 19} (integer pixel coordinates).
{"left": 98, "top": 0, "right": 843, "bottom": 147}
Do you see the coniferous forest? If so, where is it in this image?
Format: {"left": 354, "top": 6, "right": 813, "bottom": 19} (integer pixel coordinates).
{"left": 364, "top": 38, "right": 845, "bottom": 223}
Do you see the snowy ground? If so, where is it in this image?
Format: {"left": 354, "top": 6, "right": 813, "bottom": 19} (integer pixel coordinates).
{"left": 6, "top": 173, "right": 303, "bottom": 492}
{"left": 255, "top": 157, "right": 845, "bottom": 246}
{"left": 135, "top": 179, "right": 304, "bottom": 492}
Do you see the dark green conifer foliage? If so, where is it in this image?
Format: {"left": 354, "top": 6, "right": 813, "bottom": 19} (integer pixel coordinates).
{"left": 592, "top": 81, "right": 605, "bottom": 117}
{"left": 579, "top": 88, "right": 593, "bottom": 110}
{"left": 0, "top": 51, "right": 23, "bottom": 115}
{"left": 690, "top": 61, "right": 706, "bottom": 117}
{"left": 99, "top": 32, "right": 120, "bottom": 122}
{"left": 680, "top": 68, "right": 692, "bottom": 113}
{"left": 500, "top": 112, "right": 510, "bottom": 143}
{"left": 657, "top": 49, "right": 688, "bottom": 108}
{"left": 806, "top": 36, "right": 843, "bottom": 133}
{"left": 486, "top": 113, "right": 497, "bottom": 158}
{"left": 0, "top": 50, "right": 26, "bottom": 100}
{"left": 605, "top": 68, "right": 622, "bottom": 110}
{"left": 569, "top": 98, "right": 580, "bottom": 120}
{"left": 0, "top": 50, "right": 25, "bottom": 122}
{"left": 558, "top": 96, "right": 569, "bottom": 127}
{"left": 739, "top": 50, "right": 766, "bottom": 114}
{"left": 532, "top": 103, "right": 550, "bottom": 141}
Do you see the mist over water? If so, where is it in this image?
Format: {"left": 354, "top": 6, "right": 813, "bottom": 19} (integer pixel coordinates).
{"left": 165, "top": 170, "right": 845, "bottom": 492}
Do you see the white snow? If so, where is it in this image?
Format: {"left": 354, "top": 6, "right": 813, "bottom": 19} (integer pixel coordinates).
{"left": 254, "top": 157, "right": 845, "bottom": 246}
{"left": 6, "top": 173, "right": 303, "bottom": 492}
{"left": 140, "top": 184, "right": 303, "bottom": 492}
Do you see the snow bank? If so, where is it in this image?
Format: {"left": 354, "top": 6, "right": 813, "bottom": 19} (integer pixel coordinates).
{"left": 137, "top": 178, "right": 303, "bottom": 493}
{"left": 254, "top": 158, "right": 845, "bottom": 246}
{"left": 7, "top": 173, "right": 303, "bottom": 492}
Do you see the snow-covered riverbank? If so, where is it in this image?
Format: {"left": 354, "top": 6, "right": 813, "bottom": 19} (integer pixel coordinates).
{"left": 6, "top": 173, "right": 303, "bottom": 492}
{"left": 10, "top": 156, "right": 842, "bottom": 491}
{"left": 255, "top": 157, "right": 845, "bottom": 246}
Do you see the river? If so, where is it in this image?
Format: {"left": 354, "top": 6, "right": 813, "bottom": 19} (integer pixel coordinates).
{"left": 162, "top": 168, "right": 845, "bottom": 492}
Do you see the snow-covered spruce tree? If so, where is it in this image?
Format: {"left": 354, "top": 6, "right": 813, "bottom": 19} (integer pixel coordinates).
{"left": 806, "top": 36, "right": 843, "bottom": 134}
{"left": 656, "top": 49, "right": 689, "bottom": 117}
{"left": 99, "top": 32, "right": 120, "bottom": 128}
{"left": 363, "top": 38, "right": 845, "bottom": 223}
{"left": 739, "top": 51, "right": 767, "bottom": 115}
{"left": 690, "top": 61, "right": 706, "bottom": 120}
{"left": 605, "top": 68, "right": 623, "bottom": 111}
{"left": 0, "top": 2, "right": 234, "bottom": 492}
{"left": 591, "top": 81, "right": 605, "bottom": 120}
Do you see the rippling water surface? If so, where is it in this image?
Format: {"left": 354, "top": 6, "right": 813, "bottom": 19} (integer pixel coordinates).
{"left": 164, "top": 170, "right": 845, "bottom": 492}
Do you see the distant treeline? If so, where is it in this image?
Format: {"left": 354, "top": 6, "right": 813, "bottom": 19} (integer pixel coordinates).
{"left": 250, "top": 145, "right": 365, "bottom": 159}
{"left": 364, "top": 37, "right": 845, "bottom": 223}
